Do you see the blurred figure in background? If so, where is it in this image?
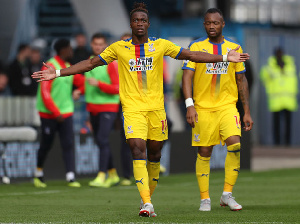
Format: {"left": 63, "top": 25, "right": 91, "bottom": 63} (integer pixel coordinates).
{"left": 173, "top": 68, "right": 189, "bottom": 130}
{"left": 8, "top": 44, "right": 38, "bottom": 96}
{"left": 0, "top": 59, "right": 10, "bottom": 96}
{"left": 118, "top": 32, "right": 133, "bottom": 186}
{"left": 30, "top": 47, "right": 43, "bottom": 74}
{"left": 71, "top": 33, "right": 91, "bottom": 64}
{"left": 81, "top": 33, "right": 120, "bottom": 188}
{"left": 34, "top": 38, "right": 84, "bottom": 188}
{"left": 0, "top": 73, "right": 10, "bottom": 96}
{"left": 260, "top": 47, "right": 298, "bottom": 146}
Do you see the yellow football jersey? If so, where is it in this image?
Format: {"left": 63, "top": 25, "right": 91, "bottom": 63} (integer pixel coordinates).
{"left": 99, "top": 37, "right": 183, "bottom": 112}
{"left": 182, "top": 37, "right": 246, "bottom": 111}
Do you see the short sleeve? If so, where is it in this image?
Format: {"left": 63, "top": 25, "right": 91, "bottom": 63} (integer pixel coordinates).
{"left": 99, "top": 42, "right": 118, "bottom": 65}
{"left": 182, "top": 43, "right": 196, "bottom": 71}
{"left": 235, "top": 47, "right": 246, "bottom": 74}
{"left": 163, "top": 39, "right": 183, "bottom": 59}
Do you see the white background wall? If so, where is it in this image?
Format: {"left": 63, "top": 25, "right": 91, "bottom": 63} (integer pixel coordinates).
{"left": 71, "top": 0, "right": 130, "bottom": 40}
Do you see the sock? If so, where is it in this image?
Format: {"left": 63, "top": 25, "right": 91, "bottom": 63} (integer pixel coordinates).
{"left": 66, "top": 172, "right": 75, "bottom": 182}
{"left": 224, "top": 143, "right": 241, "bottom": 193}
{"left": 97, "top": 171, "right": 106, "bottom": 182}
{"left": 108, "top": 168, "right": 118, "bottom": 178}
{"left": 133, "top": 160, "right": 151, "bottom": 204}
{"left": 147, "top": 160, "right": 160, "bottom": 196}
{"left": 196, "top": 154, "right": 211, "bottom": 200}
{"left": 35, "top": 167, "right": 44, "bottom": 178}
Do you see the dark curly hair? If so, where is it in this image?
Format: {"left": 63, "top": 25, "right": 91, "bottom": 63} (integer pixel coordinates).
{"left": 130, "top": 2, "right": 149, "bottom": 19}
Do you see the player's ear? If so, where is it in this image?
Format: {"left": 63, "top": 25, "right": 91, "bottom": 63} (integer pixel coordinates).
{"left": 222, "top": 20, "right": 225, "bottom": 29}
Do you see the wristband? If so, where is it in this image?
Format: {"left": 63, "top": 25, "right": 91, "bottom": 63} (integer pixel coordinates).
{"left": 223, "top": 54, "right": 228, "bottom": 62}
{"left": 185, "top": 98, "right": 194, "bottom": 108}
{"left": 55, "top": 70, "right": 61, "bottom": 78}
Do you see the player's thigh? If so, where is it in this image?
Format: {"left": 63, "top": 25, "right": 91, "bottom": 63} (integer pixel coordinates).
{"left": 219, "top": 107, "right": 241, "bottom": 142}
{"left": 192, "top": 111, "right": 220, "bottom": 147}
{"left": 147, "top": 110, "right": 168, "bottom": 141}
{"left": 123, "top": 111, "right": 148, "bottom": 141}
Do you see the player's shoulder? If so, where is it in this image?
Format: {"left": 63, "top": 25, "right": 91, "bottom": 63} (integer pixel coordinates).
{"left": 224, "top": 37, "right": 241, "bottom": 48}
{"left": 188, "top": 37, "right": 209, "bottom": 48}
{"left": 112, "top": 39, "right": 132, "bottom": 47}
{"left": 148, "top": 37, "right": 168, "bottom": 44}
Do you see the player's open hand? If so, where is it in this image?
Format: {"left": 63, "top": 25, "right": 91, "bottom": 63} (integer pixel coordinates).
{"left": 227, "top": 46, "right": 250, "bottom": 63}
{"left": 186, "top": 106, "right": 198, "bottom": 128}
{"left": 243, "top": 113, "right": 253, "bottom": 131}
{"left": 31, "top": 62, "right": 56, "bottom": 82}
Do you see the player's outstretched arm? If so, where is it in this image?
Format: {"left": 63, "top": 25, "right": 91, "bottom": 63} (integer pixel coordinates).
{"left": 178, "top": 46, "right": 249, "bottom": 63}
{"left": 31, "top": 57, "right": 104, "bottom": 82}
{"left": 236, "top": 73, "right": 253, "bottom": 131}
{"left": 182, "top": 69, "right": 198, "bottom": 128}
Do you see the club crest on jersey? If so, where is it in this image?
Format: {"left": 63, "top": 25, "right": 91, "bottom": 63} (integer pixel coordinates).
{"left": 127, "top": 126, "right": 133, "bottom": 134}
{"left": 194, "top": 134, "right": 200, "bottom": 142}
{"left": 129, "top": 57, "right": 153, "bottom": 72}
{"left": 148, "top": 43, "right": 155, "bottom": 52}
{"left": 205, "top": 62, "right": 229, "bottom": 74}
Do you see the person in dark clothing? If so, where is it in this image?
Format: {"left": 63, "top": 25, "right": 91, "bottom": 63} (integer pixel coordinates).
{"left": 0, "top": 61, "right": 10, "bottom": 96}
{"left": 33, "top": 39, "right": 84, "bottom": 188}
{"left": 71, "top": 33, "right": 91, "bottom": 64}
{"left": 8, "top": 44, "right": 38, "bottom": 96}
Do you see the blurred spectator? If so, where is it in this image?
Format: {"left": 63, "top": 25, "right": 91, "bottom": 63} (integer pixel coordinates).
{"left": 0, "top": 73, "right": 10, "bottom": 96}
{"left": 30, "top": 47, "right": 43, "bottom": 73}
{"left": 71, "top": 33, "right": 90, "bottom": 64}
{"left": 173, "top": 67, "right": 189, "bottom": 130}
{"left": 8, "top": 44, "right": 38, "bottom": 96}
{"left": 81, "top": 33, "right": 120, "bottom": 188}
{"left": 33, "top": 38, "right": 84, "bottom": 188}
{"left": 120, "top": 33, "right": 131, "bottom": 41}
{"left": 260, "top": 47, "right": 298, "bottom": 145}
{"left": 0, "top": 59, "right": 10, "bottom": 96}
{"left": 118, "top": 32, "right": 133, "bottom": 186}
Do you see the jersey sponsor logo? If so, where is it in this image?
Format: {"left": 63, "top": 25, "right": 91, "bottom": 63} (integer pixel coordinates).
{"left": 202, "top": 49, "right": 208, "bottom": 53}
{"left": 129, "top": 57, "right": 153, "bottom": 72}
{"left": 194, "top": 134, "right": 200, "bottom": 142}
{"left": 127, "top": 126, "right": 133, "bottom": 134}
{"left": 148, "top": 43, "right": 155, "bottom": 52}
{"left": 205, "top": 62, "right": 229, "bottom": 74}
{"left": 125, "top": 46, "right": 131, "bottom": 50}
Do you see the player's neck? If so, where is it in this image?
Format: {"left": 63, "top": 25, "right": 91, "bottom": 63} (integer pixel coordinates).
{"left": 209, "top": 36, "right": 224, "bottom": 44}
{"left": 132, "top": 35, "right": 148, "bottom": 45}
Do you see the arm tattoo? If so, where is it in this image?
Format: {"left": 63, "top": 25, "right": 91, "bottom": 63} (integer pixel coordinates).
{"left": 236, "top": 73, "right": 250, "bottom": 113}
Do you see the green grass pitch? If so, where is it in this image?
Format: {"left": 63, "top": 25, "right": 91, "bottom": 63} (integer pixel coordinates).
{"left": 0, "top": 168, "right": 299, "bottom": 223}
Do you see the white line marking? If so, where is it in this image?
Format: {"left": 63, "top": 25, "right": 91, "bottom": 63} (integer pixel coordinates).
{"left": 0, "top": 190, "right": 63, "bottom": 197}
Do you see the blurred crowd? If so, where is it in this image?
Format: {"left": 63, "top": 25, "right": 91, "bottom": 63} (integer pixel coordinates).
{"left": 0, "top": 33, "right": 91, "bottom": 97}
